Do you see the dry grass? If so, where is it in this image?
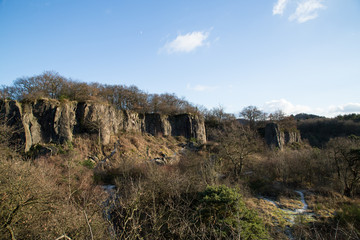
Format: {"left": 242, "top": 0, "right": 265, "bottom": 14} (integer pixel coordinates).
{"left": 0, "top": 148, "right": 110, "bottom": 239}
{"left": 71, "top": 132, "right": 185, "bottom": 169}
{"left": 305, "top": 188, "right": 356, "bottom": 220}
{"left": 111, "top": 133, "right": 185, "bottom": 165}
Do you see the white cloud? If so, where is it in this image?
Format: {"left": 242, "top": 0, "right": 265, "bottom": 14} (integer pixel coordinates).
{"left": 289, "top": 0, "right": 326, "bottom": 23}
{"left": 263, "top": 99, "right": 311, "bottom": 115}
{"left": 329, "top": 103, "right": 360, "bottom": 115}
{"left": 263, "top": 99, "right": 360, "bottom": 117}
{"left": 273, "top": 0, "right": 290, "bottom": 15}
{"left": 186, "top": 84, "right": 217, "bottom": 92}
{"left": 160, "top": 31, "right": 209, "bottom": 54}
{"left": 272, "top": 0, "right": 326, "bottom": 23}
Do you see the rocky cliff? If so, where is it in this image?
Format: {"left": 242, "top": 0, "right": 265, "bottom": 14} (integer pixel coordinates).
{"left": 0, "top": 99, "right": 206, "bottom": 151}
{"left": 265, "top": 122, "right": 301, "bottom": 149}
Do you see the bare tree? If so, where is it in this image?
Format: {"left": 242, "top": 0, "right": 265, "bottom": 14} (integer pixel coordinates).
{"left": 239, "top": 105, "right": 264, "bottom": 130}
{"left": 0, "top": 86, "right": 15, "bottom": 100}
{"left": 269, "top": 109, "right": 286, "bottom": 121}
{"left": 5, "top": 71, "right": 200, "bottom": 115}
{"left": 327, "top": 136, "right": 360, "bottom": 197}
{"left": 218, "top": 121, "right": 260, "bottom": 178}
{"left": 12, "top": 71, "right": 67, "bottom": 100}
{"left": 204, "top": 106, "right": 235, "bottom": 126}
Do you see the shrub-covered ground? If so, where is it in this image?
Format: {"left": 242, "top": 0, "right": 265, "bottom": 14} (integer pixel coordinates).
{"left": 1, "top": 114, "right": 360, "bottom": 239}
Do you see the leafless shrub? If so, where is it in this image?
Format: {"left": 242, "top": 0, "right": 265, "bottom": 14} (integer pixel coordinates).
{"left": 0, "top": 147, "right": 110, "bottom": 239}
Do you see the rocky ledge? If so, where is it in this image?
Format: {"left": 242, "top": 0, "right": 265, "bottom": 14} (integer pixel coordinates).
{"left": 0, "top": 99, "right": 206, "bottom": 151}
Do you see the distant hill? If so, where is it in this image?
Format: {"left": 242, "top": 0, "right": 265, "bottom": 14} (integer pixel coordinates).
{"left": 293, "top": 113, "right": 324, "bottom": 120}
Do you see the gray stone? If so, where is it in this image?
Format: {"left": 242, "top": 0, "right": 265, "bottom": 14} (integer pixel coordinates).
{"left": 0, "top": 99, "right": 207, "bottom": 152}
{"left": 265, "top": 122, "right": 301, "bottom": 149}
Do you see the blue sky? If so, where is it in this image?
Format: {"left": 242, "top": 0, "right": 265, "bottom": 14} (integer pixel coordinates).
{"left": 1, "top": 0, "right": 359, "bottom": 117}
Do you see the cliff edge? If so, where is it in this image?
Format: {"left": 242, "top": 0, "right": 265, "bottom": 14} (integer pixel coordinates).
{"left": 0, "top": 99, "right": 206, "bottom": 151}
{"left": 265, "top": 122, "right": 301, "bottom": 149}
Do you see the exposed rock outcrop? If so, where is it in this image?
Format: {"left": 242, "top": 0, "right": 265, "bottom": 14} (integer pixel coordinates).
{"left": 0, "top": 99, "right": 206, "bottom": 152}
{"left": 0, "top": 100, "right": 25, "bottom": 148}
{"left": 265, "top": 122, "right": 301, "bottom": 149}
{"left": 145, "top": 113, "right": 171, "bottom": 136}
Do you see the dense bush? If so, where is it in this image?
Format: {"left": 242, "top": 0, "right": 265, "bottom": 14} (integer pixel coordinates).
{"left": 197, "top": 185, "right": 269, "bottom": 239}
{"left": 298, "top": 118, "right": 360, "bottom": 147}
{"left": 0, "top": 147, "right": 110, "bottom": 239}
{"left": 110, "top": 177, "right": 270, "bottom": 239}
{"left": 103, "top": 146, "right": 270, "bottom": 239}
{"left": 336, "top": 203, "right": 360, "bottom": 229}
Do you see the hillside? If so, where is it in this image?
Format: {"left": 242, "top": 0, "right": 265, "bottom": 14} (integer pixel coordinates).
{"left": 1, "top": 75, "right": 360, "bottom": 239}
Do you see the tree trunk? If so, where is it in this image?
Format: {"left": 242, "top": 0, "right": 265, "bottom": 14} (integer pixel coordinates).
{"left": 343, "top": 186, "right": 352, "bottom": 197}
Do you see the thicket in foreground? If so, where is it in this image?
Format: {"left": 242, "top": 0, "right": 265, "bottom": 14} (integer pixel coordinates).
{"left": 0, "top": 150, "right": 110, "bottom": 239}
{"left": 0, "top": 119, "right": 271, "bottom": 239}
{"left": 109, "top": 167, "right": 270, "bottom": 240}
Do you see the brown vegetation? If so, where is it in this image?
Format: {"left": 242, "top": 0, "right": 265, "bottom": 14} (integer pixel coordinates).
{"left": 0, "top": 71, "right": 199, "bottom": 115}
{"left": 0, "top": 148, "right": 110, "bottom": 239}
{"left": 1, "top": 73, "right": 360, "bottom": 239}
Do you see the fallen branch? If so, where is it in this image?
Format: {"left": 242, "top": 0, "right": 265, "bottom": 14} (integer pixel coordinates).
{"left": 55, "top": 234, "right": 72, "bottom": 240}
{"left": 83, "top": 210, "right": 94, "bottom": 240}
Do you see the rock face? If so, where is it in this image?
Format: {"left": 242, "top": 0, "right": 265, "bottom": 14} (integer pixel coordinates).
{"left": 0, "top": 99, "right": 206, "bottom": 151}
{"left": 265, "top": 123, "right": 301, "bottom": 149}
{"left": 0, "top": 100, "right": 25, "bottom": 148}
